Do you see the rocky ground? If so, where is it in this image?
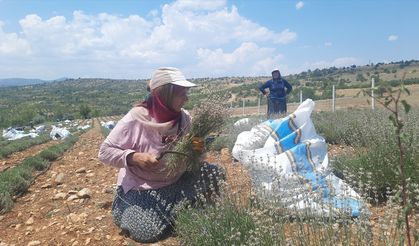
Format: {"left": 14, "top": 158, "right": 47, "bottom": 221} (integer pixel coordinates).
{"left": 0, "top": 119, "right": 250, "bottom": 246}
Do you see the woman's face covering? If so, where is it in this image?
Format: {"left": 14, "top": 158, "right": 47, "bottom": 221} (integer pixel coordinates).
{"left": 171, "top": 87, "right": 189, "bottom": 112}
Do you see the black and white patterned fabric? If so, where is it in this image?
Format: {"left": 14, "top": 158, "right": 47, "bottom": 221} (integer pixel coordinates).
{"left": 111, "top": 163, "right": 224, "bottom": 243}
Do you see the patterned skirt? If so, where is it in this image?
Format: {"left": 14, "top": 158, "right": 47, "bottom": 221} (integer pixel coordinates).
{"left": 111, "top": 163, "right": 224, "bottom": 243}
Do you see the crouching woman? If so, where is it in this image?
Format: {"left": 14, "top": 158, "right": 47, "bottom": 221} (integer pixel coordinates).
{"left": 98, "top": 67, "right": 224, "bottom": 243}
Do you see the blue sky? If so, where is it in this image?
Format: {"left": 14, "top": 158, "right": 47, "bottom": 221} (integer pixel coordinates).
{"left": 0, "top": 0, "right": 417, "bottom": 80}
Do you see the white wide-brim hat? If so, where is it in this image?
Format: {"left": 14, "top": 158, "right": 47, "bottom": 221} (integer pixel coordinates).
{"left": 150, "top": 67, "right": 197, "bottom": 90}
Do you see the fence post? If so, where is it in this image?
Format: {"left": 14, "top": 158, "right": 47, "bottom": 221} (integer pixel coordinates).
{"left": 332, "top": 85, "right": 335, "bottom": 112}
{"left": 371, "top": 77, "right": 375, "bottom": 110}
{"left": 242, "top": 98, "right": 245, "bottom": 116}
{"left": 299, "top": 89, "right": 303, "bottom": 104}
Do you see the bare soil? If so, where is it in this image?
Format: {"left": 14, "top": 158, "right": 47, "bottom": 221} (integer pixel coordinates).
{"left": 0, "top": 119, "right": 251, "bottom": 246}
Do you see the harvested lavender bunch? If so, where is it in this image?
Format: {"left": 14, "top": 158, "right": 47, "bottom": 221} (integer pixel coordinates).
{"left": 166, "top": 98, "right": 230, "bottom": 173}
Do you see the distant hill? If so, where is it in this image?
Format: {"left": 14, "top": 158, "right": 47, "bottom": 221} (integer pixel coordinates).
{"left": 0, "top": 77, "right": 71, "bottom": 87}
{"left": 0, "top": 78, "right": 47, "bottom": 87}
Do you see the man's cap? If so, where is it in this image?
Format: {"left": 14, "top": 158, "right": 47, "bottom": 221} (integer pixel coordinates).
{"left": 150, "top": 67, "right": 197, "bottom": 90}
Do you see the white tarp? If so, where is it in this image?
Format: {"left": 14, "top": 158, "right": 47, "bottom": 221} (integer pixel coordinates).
{"left": 2, "top": 128, "right": 38, "bottom": 140}
{"left": 101, "top": 121, "right": 115, "bottom": 129}
{"left": 77, "top": 125, "right": 91, "bottom": 130}
{"left": 35, "top": 125, "right": 46, "bottom": 133}
{"left": 232, "top": 99, "right": 367, "bottom": 218}
{"left": 50, "top": 126, "right": 71, "bottom": 140}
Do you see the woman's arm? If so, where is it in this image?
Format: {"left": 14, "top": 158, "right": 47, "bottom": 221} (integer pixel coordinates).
{"left": 98, "top": 120, "right": 137, "bottom": 169}
{"left": 126, "top": 152, "right": 159, "bottom": 170}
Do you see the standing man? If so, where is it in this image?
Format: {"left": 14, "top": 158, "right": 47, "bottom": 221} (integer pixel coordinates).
{"left": 258, "top": 69, "right": 292, "bottom": 118}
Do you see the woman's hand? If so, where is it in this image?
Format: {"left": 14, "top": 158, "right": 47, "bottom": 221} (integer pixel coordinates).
{"left": 127, "top": 152, "right": 159, "bottom": 170}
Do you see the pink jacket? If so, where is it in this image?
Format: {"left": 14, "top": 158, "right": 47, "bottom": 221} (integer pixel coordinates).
{"left": 98, "top": 106, "right": 192, "bottom": 193}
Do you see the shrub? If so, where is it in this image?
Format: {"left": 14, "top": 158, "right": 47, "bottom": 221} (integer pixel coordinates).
{"left": 22, "top": 155, "right": 49, "bottom": 171}
{"left": 176, "top": 201, "right": 277, "bottom": 245}
{"left": 313, "top": 109, "right": 419, "bottom": 201}
{"left": 39, "top": 149, "right": 60, "bottom": 161}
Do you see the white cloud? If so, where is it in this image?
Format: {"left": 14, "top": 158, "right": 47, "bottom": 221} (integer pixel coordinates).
{"left": 324, "top": 42, "right": 332, "bottom": 47}
{"left": 388, "top": 35, "right": 398, "bottom": 41}
{"left": 296, "top": 1, "right": 304, "bottom": 10}
{"left": 196, "top": 42, "right": 285, "bottom": 76}
{"left": 171, "top": 0, "right": 226, "bottom": 11}
{"left": 1, "top": 0, "right": 296, "bottom": 79}
{"left": 0, "top": 21, "right": 31, "bottom": 55}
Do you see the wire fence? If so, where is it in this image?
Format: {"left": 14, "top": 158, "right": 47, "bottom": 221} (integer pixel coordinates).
{"left": 231, "top": 80, "right": 378, "bottom": 117}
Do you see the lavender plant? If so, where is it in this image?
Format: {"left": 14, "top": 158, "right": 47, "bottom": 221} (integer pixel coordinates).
{"left": 361, "top": 81, "right": 414, "bottom": 245}
{"left": 165, "top": 98, "right": 230, "bottom": 173}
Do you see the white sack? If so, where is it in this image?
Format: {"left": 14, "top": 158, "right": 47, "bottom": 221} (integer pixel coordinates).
{"left": 50, "top": 126, "right": 71, "bottom": 140}
{"left": 232, "top": 99, "right": 367, "bottom": 218}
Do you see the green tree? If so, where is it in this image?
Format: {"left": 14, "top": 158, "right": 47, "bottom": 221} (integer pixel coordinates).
{"left": 356, "top": 73, "right": 367, "bottom": 82}
{"left": 79, "top": 105, "right": 91, "bottom": 119}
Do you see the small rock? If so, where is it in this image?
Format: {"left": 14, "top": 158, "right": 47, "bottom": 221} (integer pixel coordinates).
{"left": 25, "top": 217, "right": 34, "bottom": 225}
{"left": 54, "top": 173, "right": 65, "bottom": 185}
{"left": 15, "top": 223, "right": 22, "bottom": 230}
{"left": 52, "top": 192, "right": 67, "bottom": 200}
{"left": 0, "top": 215, "right": 4, "bottom": 221}
{"left": 96, "top": 201, "right": 112, "bottom": 209}
{"left": 67, "top": 195, "right": 79, "bottom": 201}
{"left": 26, "top": 226, "right": 34, "bottom": 231}
{"left": 67, "top": 213, "right": 80, "bottom": 223}
{"left": 78, "top": 152, "right": 84, "bottom": 156}
{"left": 77, "top": 188, "right": 92, "bottom": 198}
{"left": 75, "top": 167, "right": 86, "bottom": 173}
{"left": 27, "top": 241, "right": 41, "bottom": 246}
{"left": 85, "top": 238, "right": 91, "bottom": 245}
{"left": 86, "top": 173, "right": 95, "bottom": 177}
{"left": 81, "top": 227, "right": 95, "bottom": 235}
{"left": 41, "top": 184, "right": 52, "bottom": 189}
{"left": 68, "top": 190, "right": 78, "bottom": 194}
{"left": 103, "top": 187, "right": 114, "bottom": 194}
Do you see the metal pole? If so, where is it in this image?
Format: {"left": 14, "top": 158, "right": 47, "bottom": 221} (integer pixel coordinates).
{"left": 371, "top": 78, "right": 375, "bottom": 110}
{"left": 258, "top": 96, "right": 261, "bottom": 115}
{"left": 242, "top": 98, "right": 245, "bottom": 116}
{"left": 299, "top": 89, "right": 303, "bottom": 103}
{"left": 332, "top": 85, "right": 335, "bottom": 112}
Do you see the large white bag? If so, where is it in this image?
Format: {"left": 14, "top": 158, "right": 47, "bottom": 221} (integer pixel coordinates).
{"left": 232, "top": 99, "right": 367, "bottom": 218}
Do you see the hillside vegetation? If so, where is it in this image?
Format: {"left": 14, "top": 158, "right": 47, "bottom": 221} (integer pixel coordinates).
{"left": 1, "top": 60, "right": 418, "bottom": 128}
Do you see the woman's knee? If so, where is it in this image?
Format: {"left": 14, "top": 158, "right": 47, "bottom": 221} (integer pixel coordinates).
{"left": 120, "top": 205, "right": 172, "bottom": 243}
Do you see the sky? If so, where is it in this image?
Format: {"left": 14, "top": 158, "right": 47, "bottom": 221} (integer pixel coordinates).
{"left": 0, "top": 0, "right": 418, "bottom": 80}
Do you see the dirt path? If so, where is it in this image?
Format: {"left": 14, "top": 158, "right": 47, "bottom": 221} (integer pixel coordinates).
{"left": 0, "top": 119, "right": 141, "bottom": 245}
